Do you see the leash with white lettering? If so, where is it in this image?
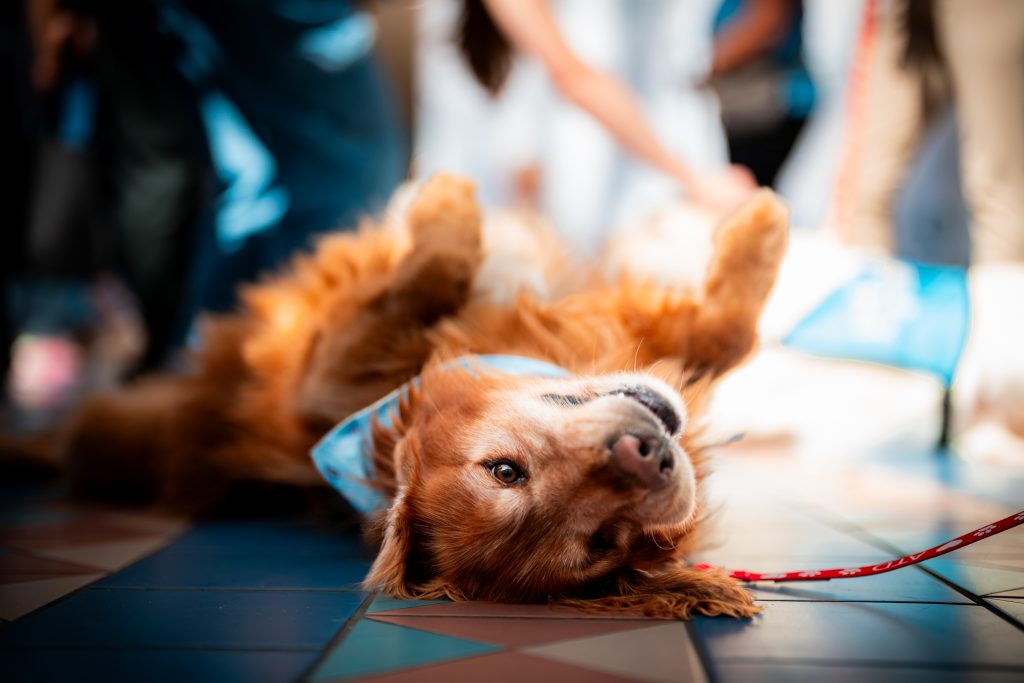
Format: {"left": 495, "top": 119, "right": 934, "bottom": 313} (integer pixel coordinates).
{"left": 696, "top": 509, "right": 1024, "bottom": 582}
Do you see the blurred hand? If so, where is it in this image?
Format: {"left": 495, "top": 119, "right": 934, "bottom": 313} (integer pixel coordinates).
{"left": 685, "top": 164, "right": 758, "bottom": 213}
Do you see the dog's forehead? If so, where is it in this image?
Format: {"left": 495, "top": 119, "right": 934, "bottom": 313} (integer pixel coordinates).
{"left": 462, "top": 395, "right": 564, "bottom": 460}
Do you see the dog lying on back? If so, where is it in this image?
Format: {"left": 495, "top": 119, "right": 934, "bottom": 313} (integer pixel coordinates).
{"left": 61, "top": 174, "right": 788, "bottom": 619}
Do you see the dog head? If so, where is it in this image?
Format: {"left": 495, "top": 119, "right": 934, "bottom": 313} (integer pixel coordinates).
{"left": 363, "top": 365, "right": 757, "bottom": 618}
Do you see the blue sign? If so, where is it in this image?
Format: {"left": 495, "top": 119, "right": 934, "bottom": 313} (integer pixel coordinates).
{"left": 784, "top": 260, "right": 969, "bottom": 386}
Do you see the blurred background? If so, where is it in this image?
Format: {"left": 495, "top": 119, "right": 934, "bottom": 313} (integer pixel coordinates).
{"left": 2, "top": 0, "right": 1022, "bottom": 465}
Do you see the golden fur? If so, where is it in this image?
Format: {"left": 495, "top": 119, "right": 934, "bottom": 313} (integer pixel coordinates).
{"left": 58, "top": 174, "right": 789, "bottom": 619}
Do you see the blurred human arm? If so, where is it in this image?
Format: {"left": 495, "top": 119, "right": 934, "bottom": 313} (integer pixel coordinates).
{"left": 710, "top": 0, "right": 793, "bottom": 76}
{"left": 481, "top": 0, "right": 755, "bottom": 210}
{"left": 25, "top": 0, "right": 96, "bottom": 91}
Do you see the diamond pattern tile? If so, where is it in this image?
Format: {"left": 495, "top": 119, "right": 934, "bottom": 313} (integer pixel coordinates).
{"left": 309, "top": 618, "right": 498, "bottom": 681}
{"left": 0, "top": 573, "right": 105, "bottom": 620}
{"left": 29, "top": 536, "right": 173, "bottom": 572}
{"left": 368, "top": 599, "right": 646, "bottom": 619}
{"left": 525, "top": 622, "right": 707, "bottom": 683}
{"left": 4, "top": 444, "right": 1023, "bottom": 683}
{"left": 367, "top": 614, "right": 658, "bottom": 648}
{"left": 339, "top": 651, "right": 639, "bottom": 683}
{"left": 365, "top": 594, "right": 449, "bottom": 613}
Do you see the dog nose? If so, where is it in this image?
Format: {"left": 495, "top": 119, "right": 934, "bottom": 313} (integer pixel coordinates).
{"left": 609, "top": 433, "right": 674, "bottom": 489}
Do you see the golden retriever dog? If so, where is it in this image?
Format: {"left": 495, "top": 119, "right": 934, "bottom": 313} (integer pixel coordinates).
{"left": 52, "top": 174, "right": 788, "bottom": 619}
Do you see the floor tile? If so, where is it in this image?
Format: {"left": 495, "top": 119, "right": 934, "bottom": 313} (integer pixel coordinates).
{"left": 96, "top": 549, "right": 371, "bottom": 590}
{"left": 525, "top": 622, "right": 706, "bottom": 683}
{"left": 30, "top": 536, "right": 175, "bottom": 572}
{"left": 0, "top": 519, "right": 159, "bottom": 551}
{"left": 695, "top": 516, "right": 889, "bottom": 561}
{"left": 165, "top": 520, "right": 366, "bottom": 557}
{"left": 368, "top": 600, "right": 648, "bottom": 620}
{"left": 0, "top": 551, "right": 103, "bottom": 576}
{"left": 367, "top": 614, "right": 658, "bottom": 648}
{"left": 693, "top": 602, "right": 1024, "bottom": 666}
{"left": 365, "top": 594, "right": 448, "bottom": 613}
{"left": 959, "top": 557, "right": 1024, "bottom": 572}
{"left": 341, "top": 651, "right": 639, "bottom": 683}
{"left": 0, "top": 573, "right": 104, "bottom": 620}
{"left": 922, "top": 558, "right": 1024, "bottom": 596}
{"left": 874, "top": 526, "right": 1024, "bottom": 560}
{"left": 0, "top": 508, "right": 79, "bottom": 525}
{"left": 828, "top": 501, "right": 1018, "bottom": 531}
{"left": 870, "top": 450, "right": 1024, "bottom": 509}
{"left": 747, "top": 565, "right": 971, "bottom": 603}
{"left": 714, "top": 662, "right": 1024, "bottom": 683}
{"left": 986, "top": 598, "right": 1024, "bottom": 625}
{"left": 49, "top": 505, "right": 188, "bottom": 536}
{"left": 0, "top": 588, "right": 363, "bottom": 649}
{"left": 3, "top": 648, "right": 319, "bottom": 683}
{"left": 309, "top": 618, "right": 498, "bottom": 681}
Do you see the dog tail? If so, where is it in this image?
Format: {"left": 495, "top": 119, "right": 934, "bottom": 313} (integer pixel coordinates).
{"left": 61, "top": 378, "right": 206, "bottom": 504}
{"left": 1, "top": 375, "right": 208, "bottom": 505}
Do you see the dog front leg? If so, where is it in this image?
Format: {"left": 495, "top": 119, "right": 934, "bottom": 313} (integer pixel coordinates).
{"left": 645, "top": 191, "right": 789, "bottom": 381}
{"left": 296, "top": 175, "right": 485, "bottom": 427}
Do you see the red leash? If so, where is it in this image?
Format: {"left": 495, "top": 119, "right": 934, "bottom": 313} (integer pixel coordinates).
{"left": 696, "top": 509, "right": 1024, "bottom": 583}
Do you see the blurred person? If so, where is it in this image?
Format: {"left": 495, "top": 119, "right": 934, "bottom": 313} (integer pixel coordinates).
{"left": 842, "top": 0, "right": 1024, "bottom": 264}
{"left": 460, "top": 0, "right": 755, "bottom": 209}
{"left": 4, "top": 0, "right": 108, "bottom": 417}
{"left": 417, "top": 0, "right": 754, "bottom": 253}
{"left": 1, "top": 2, "right": 35, "bottom": 381}
{"left": 773, "top": 0, "right": 862, "bottom": 229}
{"left": 708, "top": 0, "right": 816, "bottom": 187}
{"left": 7, "top": 0, "right": 407, "bottom": 417}
{"left": 150, "top": 0, "right": 408, "bottom": 333}
{"left": 90, "top": 1, "right": 207, "bottom": 370}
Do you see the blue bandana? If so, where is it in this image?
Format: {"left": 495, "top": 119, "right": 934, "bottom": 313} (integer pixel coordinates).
{"left": 310, "top": 355, "right": 570, "bottom": 514}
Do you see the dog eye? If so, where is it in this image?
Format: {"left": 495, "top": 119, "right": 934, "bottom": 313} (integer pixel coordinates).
{"left": 487, "top": 460, "right": 526, "bottom": 485}
{"left": 541, "top": 393, "right": 587, "bottom": 407}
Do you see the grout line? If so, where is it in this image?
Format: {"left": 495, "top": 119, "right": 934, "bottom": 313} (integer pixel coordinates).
{"left": 2, "top": 515, "right": 197, "bottom": 622}
{"left": 685, "top": 620, "right": 720, "bottom": 683}
{"left": 298, "top": 591, "right": 376, "bottom": 682}
{"left": 809, "top": 508, "right": 1024, "bottom": 634}
{"left": 982, "top": 588, "right": 1024, "bottom": 597}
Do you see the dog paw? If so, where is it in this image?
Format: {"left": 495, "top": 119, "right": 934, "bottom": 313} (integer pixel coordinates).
{"left": 713, "top": 189, "right": 789, "bottom": 268}
{"left": 407, "top": 174, "right": 483, "bottom": 255}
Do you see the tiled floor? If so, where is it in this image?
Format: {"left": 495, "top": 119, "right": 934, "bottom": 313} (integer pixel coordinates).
{"left": 1, "top": 443, "right": 1022, "bottom": 682}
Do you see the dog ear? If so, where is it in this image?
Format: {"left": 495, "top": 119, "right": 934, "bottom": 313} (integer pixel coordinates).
{"left": 363, "top": 486, "right": 466, "bottom": 601}
{"left": 364, "top": 489, "right": 418, "bottom": 597}
{"left": 558, "top": 562, "right": 760, "bottom": 620}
